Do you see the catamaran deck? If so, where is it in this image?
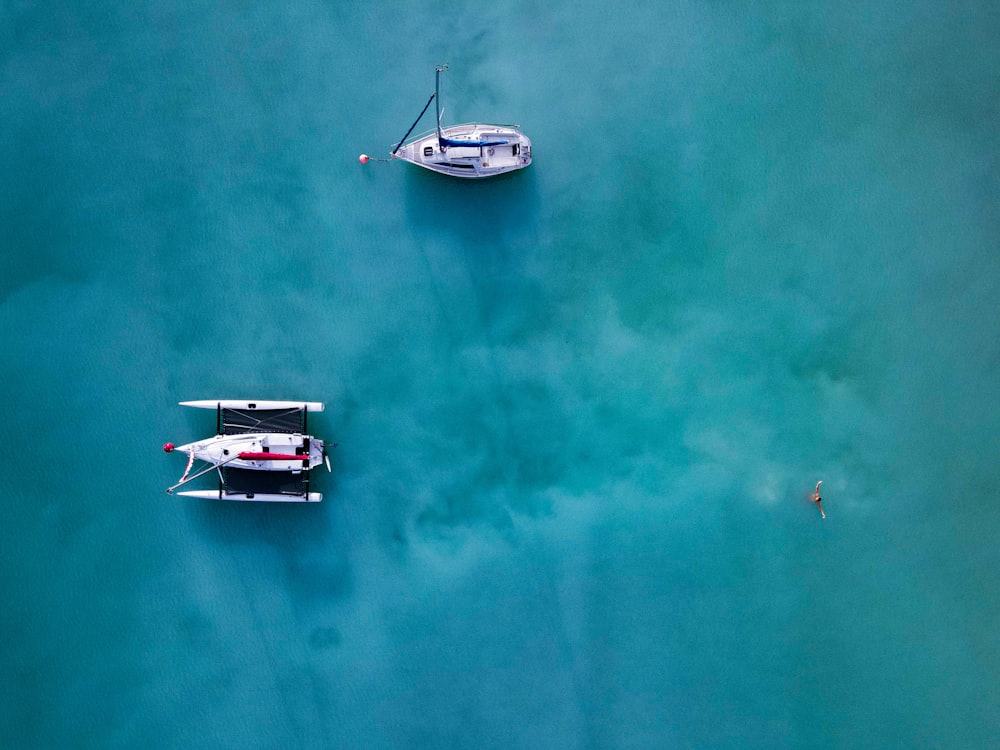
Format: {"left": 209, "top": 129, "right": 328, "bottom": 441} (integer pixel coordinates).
{"left": 167, "top": 402, "right": 327, "bottom": 502}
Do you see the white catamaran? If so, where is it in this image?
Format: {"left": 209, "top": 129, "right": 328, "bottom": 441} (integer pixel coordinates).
{"left": 375, "top": 65, "right": 532, "bottom": 179}
{"left": 164, "top": 400, "right": 331, "bottom": 502}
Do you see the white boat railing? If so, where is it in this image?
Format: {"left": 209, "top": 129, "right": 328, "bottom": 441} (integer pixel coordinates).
{"left": 392, "top": 123, "right": 524, "bottom": 152}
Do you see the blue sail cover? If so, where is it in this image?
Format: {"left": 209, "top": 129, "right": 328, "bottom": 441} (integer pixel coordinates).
{"left": 440, "top": 136, "right": 511, "bottom": 148}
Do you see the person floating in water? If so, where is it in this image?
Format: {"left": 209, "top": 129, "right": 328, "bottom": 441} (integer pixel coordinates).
{"left": 812, "top": 481, "right": 826, "bottom": 519}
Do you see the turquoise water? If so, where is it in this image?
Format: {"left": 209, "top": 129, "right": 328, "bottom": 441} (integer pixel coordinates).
{"left": 2, "top": 1, "right": 998, "bottom": 747}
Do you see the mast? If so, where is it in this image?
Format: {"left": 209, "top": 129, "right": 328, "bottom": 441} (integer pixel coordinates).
{"left": 431, "top": 64, "right": 510, "bottom": 150}
{"left": 435, "top": 64, "right": 448, "bottom": 149}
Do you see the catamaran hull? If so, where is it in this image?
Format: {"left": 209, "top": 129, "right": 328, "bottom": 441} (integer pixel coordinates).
{"left": 180, "top": 400, "right": 325, "bottom": 412}
{"left": 176, "top": 490, "right": 323, "bottom": 502}
{"left": 395, "top": 125, "right": 532, "bottom": 179}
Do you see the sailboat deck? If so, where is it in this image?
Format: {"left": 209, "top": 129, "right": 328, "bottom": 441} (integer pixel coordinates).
{"left": 395, "top": 124, "right": 532, "bottom": 179}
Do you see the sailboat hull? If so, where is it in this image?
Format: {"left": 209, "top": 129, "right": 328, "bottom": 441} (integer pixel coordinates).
{"left": 395, "top": 124, "right": 532, "bottom": 179}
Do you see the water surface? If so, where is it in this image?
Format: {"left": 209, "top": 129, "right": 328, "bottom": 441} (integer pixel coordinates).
{"left": 2, "top": 1, "right": 998, "bottom": 747}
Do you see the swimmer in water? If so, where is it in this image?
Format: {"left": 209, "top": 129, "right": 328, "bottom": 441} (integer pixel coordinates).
{"left": 812, "top": 481, "right": 826, "bottom": 519}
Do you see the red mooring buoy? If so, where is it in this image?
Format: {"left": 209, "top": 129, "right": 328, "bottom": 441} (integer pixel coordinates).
{"left": 359, "top": 154, "right": 370, "bottom": 164}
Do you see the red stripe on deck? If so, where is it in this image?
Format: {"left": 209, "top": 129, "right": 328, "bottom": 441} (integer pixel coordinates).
{"left": 238, "top": 452, "right": 308, "bottom": 461}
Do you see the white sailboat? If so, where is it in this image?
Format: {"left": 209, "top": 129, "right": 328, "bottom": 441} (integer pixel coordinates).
{"left": 372, "top": 65, "right": 532, "bottom": 179}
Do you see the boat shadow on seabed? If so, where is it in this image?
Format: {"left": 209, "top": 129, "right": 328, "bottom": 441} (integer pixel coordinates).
{"left": 402, "top": 164, "right": 541, "bottom": 249}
